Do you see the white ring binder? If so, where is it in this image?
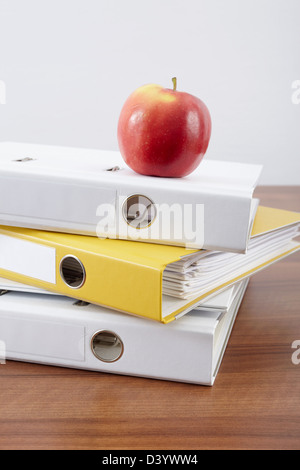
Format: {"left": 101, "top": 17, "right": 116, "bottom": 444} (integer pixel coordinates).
{"left": 0, "top": 142, "right": 263, "bottom": 252}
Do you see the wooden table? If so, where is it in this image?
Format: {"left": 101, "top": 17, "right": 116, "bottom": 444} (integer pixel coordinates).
{"left": 0, "top": 187, "right": 299, "bottom": 451}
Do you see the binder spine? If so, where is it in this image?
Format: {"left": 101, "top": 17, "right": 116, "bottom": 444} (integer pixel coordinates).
{"left": 0, "top": 231, "right": 164, "bottom": 322}
{"left": 0, "top": 292, "right": 214, "bottom": 385}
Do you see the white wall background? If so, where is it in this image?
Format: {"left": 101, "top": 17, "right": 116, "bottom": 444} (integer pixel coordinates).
{"left": 0, "top": 0, "right": 299, "bottom": 184}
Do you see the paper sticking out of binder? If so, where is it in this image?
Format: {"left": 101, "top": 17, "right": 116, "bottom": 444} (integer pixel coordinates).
{"left": 0, "top": 142, "right": 263, "bottom": 253}
{"left": 0, "top": 277, "right": 239, "bottom": 313}
{"left": 0, "top": 280, "right": 249, "bottom": 386}
{"left": 0, "top": 205, "right": 298, "bottom": 324}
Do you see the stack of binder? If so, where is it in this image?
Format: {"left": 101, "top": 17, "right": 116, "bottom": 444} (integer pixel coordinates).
{"left": 0, "top": 142, "right": 299, "bottom": 385}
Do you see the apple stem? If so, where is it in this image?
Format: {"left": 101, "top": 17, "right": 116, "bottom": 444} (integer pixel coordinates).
{"left": 172, "top": 77, "right": 177, "bottom": 92}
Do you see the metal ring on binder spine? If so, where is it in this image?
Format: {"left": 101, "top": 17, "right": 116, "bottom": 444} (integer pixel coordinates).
{"left": 59, "top": 255, "right": 86, "bottom": 289}
{"left": 122, "top": 194, "right": 156, "bottom": 229}
{"left": 91, "top": 330, "right": 124, "bottom": 363}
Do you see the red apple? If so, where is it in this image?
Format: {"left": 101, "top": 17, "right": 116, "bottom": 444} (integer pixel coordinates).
{"left": 117, "top": 78, "right": 212, "bottom": 178}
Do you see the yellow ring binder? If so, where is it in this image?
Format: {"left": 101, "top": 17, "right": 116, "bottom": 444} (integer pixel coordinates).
{"left": 0, "top": 205, "right": 299, "bottom": 323}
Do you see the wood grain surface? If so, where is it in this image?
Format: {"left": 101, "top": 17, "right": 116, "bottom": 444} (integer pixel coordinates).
{"left": 0, "top": 186, "right": 299, "bottom": 451}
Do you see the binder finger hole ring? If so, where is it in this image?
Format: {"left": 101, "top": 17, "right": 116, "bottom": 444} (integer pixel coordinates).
{"left": 59, "top": 255, "right": 86, "bottom": 289}
{"left": 91, "top": 330, "right": 124, "bottom": 363}
{"left": 123, "top": 195, "right": 156, "bottom": 229}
